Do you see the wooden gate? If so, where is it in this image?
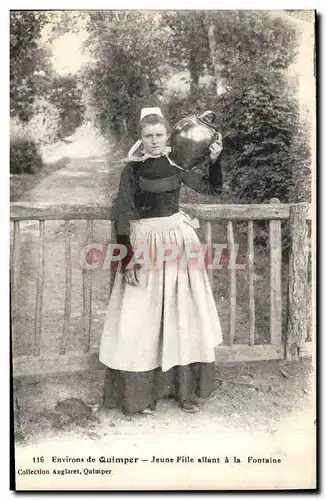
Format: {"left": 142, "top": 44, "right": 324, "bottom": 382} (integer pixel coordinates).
{"left": 10, "top": 199, "right": 313, "bottom": 378}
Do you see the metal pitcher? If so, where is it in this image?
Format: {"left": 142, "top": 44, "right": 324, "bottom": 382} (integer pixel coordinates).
{"left": 169, "top": 110, "right": 221, "bottom": 171}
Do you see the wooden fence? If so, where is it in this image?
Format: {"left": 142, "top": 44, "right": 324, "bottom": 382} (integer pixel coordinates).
{"left": 10, "top": 199, "right": 313, "bottom": 378}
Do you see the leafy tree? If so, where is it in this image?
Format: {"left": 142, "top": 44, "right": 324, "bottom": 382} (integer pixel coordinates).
{"left": 11, "top": 11, "right": 86, "bottom": 146}
{"left": 84, "top": 11, "right": 167, "bottom": 139}
{"left": 161, "top": 11, "right": 210, "bottom": 96}
{"left": 207, "top": 10, "right": 298, "bottom": 83}
{"left": 218, "top": 68, "right": 300, "bottom": 203}
{"left": 161, "top": 11, "right": 298, "bottom": 95}
{"left": 10, "top": 10, "right": 87, "bottom": 177}
{"left": 49, "top": 75, "right": 85, "bottom": 137}
{"left": 10, "top": 11, "right": 52, "bottom": 121}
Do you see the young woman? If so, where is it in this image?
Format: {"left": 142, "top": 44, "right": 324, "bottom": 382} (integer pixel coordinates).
{"left": 99, "top": 107, "right": 223, "bottom": 415}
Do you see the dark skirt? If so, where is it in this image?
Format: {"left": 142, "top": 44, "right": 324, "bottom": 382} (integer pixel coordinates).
{"left": 103, "top": 362, "right": 216, "bottom": 414}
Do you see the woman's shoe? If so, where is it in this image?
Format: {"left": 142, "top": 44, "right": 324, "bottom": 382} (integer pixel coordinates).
{"left": 179, "top": 401, "right": 200, "bottom": 413}
{"left": 139, "top": 402, "right": 157, "bottom": 415}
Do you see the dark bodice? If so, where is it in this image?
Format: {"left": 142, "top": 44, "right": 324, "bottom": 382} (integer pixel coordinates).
{"left": 133, "top": 157, "right": 181, "bottom": 218}
{"left": 113, "top": 154, "right": 223, "bottom": 269}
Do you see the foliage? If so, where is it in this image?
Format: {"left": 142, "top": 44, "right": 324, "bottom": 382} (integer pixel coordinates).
{"left": 288, "top": 119, "right": 312, "bottom": 203}
{"left": 10, "top": 118, "right": 43, "bottom": 174}
{"left": 10, "top": 11, "right": 52, "bottom": 121}
{"left": 206, "top": 11, "right": 299, "bottom": 80}
{"left": 161, "top": 11, "right": 210, "bottom": 94}
{"left": 28, "top": 98, "right": 61, "bottom": 144}
{"left": 218, "top": 69, "right": 300, "bottom": 203}
{"left": 48, "top": 75, "right": 85, "bottom": 137}
{"left": 161, "top": 11, "right": 298, "bottom": 92}
{"left": 10, "top": 138, "right": 43, "bottom": 175}
{"left": 84, "top": 11, "right": 168, "bottom": 139}
{"left": 10, "top": 11, "right": 85, "bottom": 141}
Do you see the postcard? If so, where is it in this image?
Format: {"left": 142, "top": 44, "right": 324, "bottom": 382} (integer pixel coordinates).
{"left": 10, "top": 9, "right": 316, "bottom": 491}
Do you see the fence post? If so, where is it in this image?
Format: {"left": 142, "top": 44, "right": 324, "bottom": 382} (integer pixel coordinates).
{"left": 11, "top": 221, "right": 20, "bottom": 351}
{"left": 34, "top": 220, "right": 45, "bottom": 356}
{"left": 227, "top": 221, "right": 236, "bottom": 346}
{"left": 83, "top": 220, "right": 94, "bottom": 353}
{"left": 286, "top": 203, "right": 309, "bottom": 361}
{"left": 269, "top": 198, "right": 282, "bottom": 345}
{"left": 247, "top": 220, "right": 255, "bottom": 346}
{"left": 60, "top": 220, "right": 72, "bottom": 355}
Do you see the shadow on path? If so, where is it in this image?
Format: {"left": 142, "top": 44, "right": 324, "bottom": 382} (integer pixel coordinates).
{"left": 11, "top": 157, "right": 70, "bottom": 203}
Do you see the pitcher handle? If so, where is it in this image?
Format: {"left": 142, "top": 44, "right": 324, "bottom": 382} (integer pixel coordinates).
{"left": 198, "top": 110, "right": 216, "bottom": 125}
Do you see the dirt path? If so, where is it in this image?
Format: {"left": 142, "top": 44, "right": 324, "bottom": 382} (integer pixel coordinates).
{"left": 20, "top": 125, "right": 119, "bottom": 204}
{"left": 16, "top": 358, "right": 313, "bottom": 442}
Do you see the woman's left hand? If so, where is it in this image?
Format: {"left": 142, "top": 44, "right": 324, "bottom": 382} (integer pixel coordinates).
{"left": 209, "top": 136, "right": 223, "bottom": 163}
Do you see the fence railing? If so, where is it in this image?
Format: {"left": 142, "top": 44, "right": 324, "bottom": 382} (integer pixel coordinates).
{"left": 10, "top": 199, "right": 313, "bottom": 378}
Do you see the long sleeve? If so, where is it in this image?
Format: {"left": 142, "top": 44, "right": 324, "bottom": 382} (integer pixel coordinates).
{"left": 114, "top": 165, "right": 138, "bottom": 271}
{"left": 180, "top": 155, "right": 223, "bottom": 195}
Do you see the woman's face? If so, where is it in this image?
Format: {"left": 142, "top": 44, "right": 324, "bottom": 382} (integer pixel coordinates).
{"left": 141, "top": 123, "right": 168, "bottom": 156}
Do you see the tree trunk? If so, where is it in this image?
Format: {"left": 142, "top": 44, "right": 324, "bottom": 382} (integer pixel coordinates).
{"left": 207, "top": 21, "right": 224, "bottom": 96}
{"left": 189, "top": 49, "right": 201, "bottom": 97}
{"left": 286, "top": 203, "right": 310, "bottom": 360}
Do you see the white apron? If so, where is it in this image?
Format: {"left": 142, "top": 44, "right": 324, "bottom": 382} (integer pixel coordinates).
{"left": 99, "top": 212, "right": 223, "bottom": 372}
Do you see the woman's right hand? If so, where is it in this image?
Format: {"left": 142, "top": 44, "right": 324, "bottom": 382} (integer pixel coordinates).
{"left": 124, "top": 266, "right": 140, "bottom": 286}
